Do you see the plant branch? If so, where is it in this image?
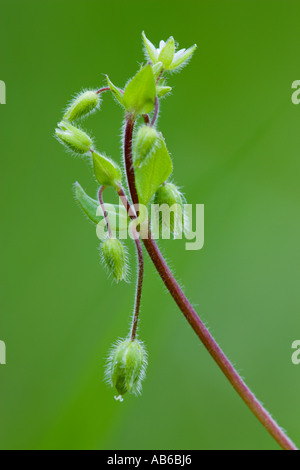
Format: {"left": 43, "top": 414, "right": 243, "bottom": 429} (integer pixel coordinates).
{"left": 151, "top": 96, "right": 159, "bottom": 127}
{"left": 96, "top": 86, "right": 111, "bottom": 94}
{"left": 130, "top": 228, "right": 144, "bottom": 341}
{"left": 124, "top": 117, "right": 140, "bottom": 211}
{"left": 118, "top": 187, "right": 144, "bottom": 341}
{"left": 122, "top": 116, "right": 297, "bottom": 451}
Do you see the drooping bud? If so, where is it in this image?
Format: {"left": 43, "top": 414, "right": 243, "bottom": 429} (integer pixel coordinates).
{"left": 106, "top": 338, "right": 147, "bottom": 401}
{"left": 55, "top": 121, "right": 92, "bottom": 154}
{"left": 92, "top": 151, "right": 122, "bottom": 189}
{"left": 133, "top": 125, "right": 158, "bottom": 167}
{"left": 101, "top": 238, "right": 128, "bottom": 282}
{"left": 154, "top": 182, "right": 184, "bottom": 237}
{"left": 63, "top": 90, "right": 100, "bottom": 122}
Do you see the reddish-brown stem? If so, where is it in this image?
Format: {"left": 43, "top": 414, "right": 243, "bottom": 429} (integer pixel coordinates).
{"left": 96, "top": 86, "right": 111, "bottom": 94}
{"left": 124, "top": 117, "right": 140, "bottom": 211}
{"left": 143, "top": 114, "right": 150, "bottom": 125}
{"left": 117, "top": 187, "right": 144, "bottom": 341}
{"left": 156, "top": 69, "right": 164, "bottom": 84}
{"left": 98, "top": 186, "right": 112, "bottom": 238}
{"left": 122, "top": 116, "right": 297, "bottom": 451}
{"left": 130, "top": 230, "right": 144, "bottom": 341}
{"left": 151, "top": 96, "right": 159, "bottom": 127}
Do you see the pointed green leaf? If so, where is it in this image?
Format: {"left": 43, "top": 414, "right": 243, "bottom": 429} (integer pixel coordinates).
{"left": 106, "top": 75, "right": 124, "bottom": 106}
{"left": 156, "top": 85, "right": 172, "bottom": 98}
{"left": 74, "top": 182, "right": 100, "bottom": 224}
{"left": 169, "top": 44, "right": 197, "bottom": 71}
{"left": 134, "top": 135, "right": 173, "bottom": 205}
{"left": 74, "top": 182, "right": 129, "bottom": 234}
{"left": 142, "top": 31, "right": 158, "bottom": 63}
{"left": 158, "top": 37, "right": 175, "bottom": 70}
{"left": 92, "top": 151, "right": 122, "bottom": 189}
{"left": 123, "top": 65, "right": 156, "bottom": 116}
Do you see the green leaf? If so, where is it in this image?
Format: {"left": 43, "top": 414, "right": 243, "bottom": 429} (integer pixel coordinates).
{"left": 142, "top": 31, "right": 158, "bottom": 63}
{"left": 156, "top": 85, "right": 172, "bottom": 98}
{"left": 169, "top": 44, "right": 197, "bottom": 71}
{"left": 158, "top": 37, "right": 175, "bottom": 70}
{"left": 106, "top": 75, "right": 124, "bottom": 106}
{"left": 74, "top": 182, "right": 100, "bottom": 224}
{"left": 92, "top": 151, "right": 122, "bottom": 189}
{"left": 123, "top": 65, "right": 156, "bottom": 116}
{"left": 74, "top": 182, "right": 129, "bottom": 234}
{"left": 134, "top": 134, "right": 173, "bottom": 205}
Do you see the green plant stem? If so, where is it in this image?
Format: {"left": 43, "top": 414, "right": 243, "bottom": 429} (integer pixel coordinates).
{"left": 151, "top": 96, "right": 159, "bottom": 127}
{"left": 122, "top": 117, "right": 298, "bottom": 451}
{"left": 118, "top": 187, "right": 144, "bottom": 341}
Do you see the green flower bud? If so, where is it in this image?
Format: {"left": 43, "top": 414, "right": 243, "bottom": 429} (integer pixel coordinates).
{"left": 158, "top": 37, "right": 175, "bottom": 70}
{"left": 55, "top": 121, "right": 92, "bottom": 154}
{"left": 92, "top": 151, "right": 122, "bottom": 189}
{"left": 101, "top": 238, "right": 128, "bottom": 283}
{"left": 133, "top": 125, "right": 158, "bottom": 167}
{"left": 63, "top": 90, "right": 100, "bottom": 122}
{"left": 106, "top": 338, "right": 147, "bottom": 401}
{"left": 154, "top": 183, "right": 184, "bottom": 237}
{"left": 142, "top": 32, "right": 197, "bottom": 72}
{"left": 156, "top": 85, "right": 172, "bottom": 98}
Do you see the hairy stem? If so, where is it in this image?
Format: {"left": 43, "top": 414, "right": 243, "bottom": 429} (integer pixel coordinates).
{"left": 130, "top": 230, "right": 144, "bottom": 341}
{"left": 122, "top": 115, "right": 297, "bottom": 451}
{"left": 151, "top": 96, "right": 159, "bottom": 127}
{"left": 118, "top": 187, "right": 144, "bottom": 341}
{"left": 96, "top": 86, "right": 111, "bottom": 94}
{"left": 124, "top": 117, "right": 139, "bottom": 211}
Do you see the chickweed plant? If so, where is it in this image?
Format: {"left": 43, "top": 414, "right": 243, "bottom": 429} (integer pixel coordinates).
{"left": 55, "top": 33, "right": 297, "bottom": 449}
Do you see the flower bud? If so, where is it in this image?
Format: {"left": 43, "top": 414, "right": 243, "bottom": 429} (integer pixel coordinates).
{"left": 92, "top": 151, "right": 122, "bottom": 189}
{"left": 158, "top": 37, "right": 175, "bottom": 69}
{"left": 101, "top": 238, "right": 128, "bottom": 283}
{"left": 106, "top": 338, "right": 147, "bottom": 400}
{"left": 133, "top": 125, "right": 158, "bottom": 167}
{"left": 154, "top": 183, "right": 184, "bottom": 237}
{"left": 55, "top": 121, "right": 92, "bottom": 154}
{"left": 63, "top": 90, "right": 100, "bottom": 122}
{"left": 156, "top": 85, "right": 172, "bottom": 98}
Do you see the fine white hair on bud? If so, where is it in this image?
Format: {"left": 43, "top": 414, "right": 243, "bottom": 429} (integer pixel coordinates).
{"left": 154, "top": 182, "right": 185, "bottom": 238}
{"left": 105, "top": 338, "right": 147, "bottom": 399}
{"left": 55, "top": 121, "right": 93, "bottom": 154}
{"left": 63, "top": 90, "right": 101, "bottom": 122}
{"left": 142, "top": 31, "right": 197, "bottom": 73}
{"left": 100, "top": 238, "right": 128, "bottom": 283}
{"left": 133, "top": 125, "right": 158, "bottom": 167}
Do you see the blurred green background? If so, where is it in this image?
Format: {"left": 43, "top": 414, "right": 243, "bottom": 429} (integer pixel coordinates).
{"left": 0, "top": 0, "right": 299, "bottom": 450}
